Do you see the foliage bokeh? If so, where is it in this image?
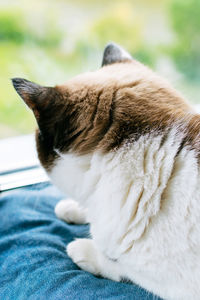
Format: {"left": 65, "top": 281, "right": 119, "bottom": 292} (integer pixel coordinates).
{"left": 167, "top": 0, "right": 200, "bottom": 81}
{"left": 0, "top": 0, "right": 199, "bottom": 137}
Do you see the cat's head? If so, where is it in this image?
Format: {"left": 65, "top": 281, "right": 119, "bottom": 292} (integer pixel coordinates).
{"left": 12, "top": 43, "right": 190, "bottom": 171}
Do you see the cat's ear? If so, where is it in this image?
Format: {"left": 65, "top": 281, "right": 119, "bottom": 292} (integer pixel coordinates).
{"left": 12, "top": 78, "right": 50, "bottom": 120}
{"left": 102, "top": 42, "right": 132, "bottom": 66}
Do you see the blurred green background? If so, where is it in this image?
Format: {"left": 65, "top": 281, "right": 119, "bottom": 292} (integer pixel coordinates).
{"left": 0, "top": 0, "right": 200, "bottom": 138}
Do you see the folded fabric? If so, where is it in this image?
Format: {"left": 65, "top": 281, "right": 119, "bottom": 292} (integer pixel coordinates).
{"left": 0, "top": 183, "right": 162, "bottom": 300}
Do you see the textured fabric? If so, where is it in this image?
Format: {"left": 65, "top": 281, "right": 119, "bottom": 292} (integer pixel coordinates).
{"left": 0, "top": 183, "right": 161, "bottom": 300}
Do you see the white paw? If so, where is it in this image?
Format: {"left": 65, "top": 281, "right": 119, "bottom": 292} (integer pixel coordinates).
{"left": 55, "top": 199, "right": 87, "bottom": 224}
{"left": 67, "top": 239, "right": 100, "bottom": 275}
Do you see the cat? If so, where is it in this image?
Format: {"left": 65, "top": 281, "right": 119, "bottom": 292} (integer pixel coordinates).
{"left": 12, "top": 43, "right": 200, "bottom": 300}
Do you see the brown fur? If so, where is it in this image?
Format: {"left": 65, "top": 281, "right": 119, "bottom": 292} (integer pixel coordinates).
{"left": 54, "top": 61, "right": 196, "bottom": 154}
{"left": 13, "top": 53, "right": 200, "bottom": 171}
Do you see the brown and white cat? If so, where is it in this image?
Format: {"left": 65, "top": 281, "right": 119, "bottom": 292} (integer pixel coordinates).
{"left": 12, "top": 43, "right": 200, "bottom": 300}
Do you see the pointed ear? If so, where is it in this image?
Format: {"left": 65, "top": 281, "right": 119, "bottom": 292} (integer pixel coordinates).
{"left": 102, "top": 42, "right": 132, "bottom": 66}
{"left": 12, "top": 78, "right": 49, "bottom": 119}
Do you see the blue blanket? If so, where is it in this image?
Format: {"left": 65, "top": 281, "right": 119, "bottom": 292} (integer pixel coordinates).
{"left": 0, "top": 183, "right": 161, "bottom": 300}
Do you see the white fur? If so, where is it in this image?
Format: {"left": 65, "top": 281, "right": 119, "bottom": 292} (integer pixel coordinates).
{"left": 55, "top": 199, "right": 87, "bottom": 224}
{"left": 50, "top": 129, "right": 200, "bottom": 300}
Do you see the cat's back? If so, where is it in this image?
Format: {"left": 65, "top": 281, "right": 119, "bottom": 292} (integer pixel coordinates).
{"left": 87, "top": 119, "right": 200, "bottom": 300}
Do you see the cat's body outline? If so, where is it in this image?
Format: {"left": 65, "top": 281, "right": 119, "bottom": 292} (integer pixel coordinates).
{"left": 12, "top": 43, "right": 200, "bottom": 300}
{"left": 52, "top": 130, "right": 200, "bottom": 300}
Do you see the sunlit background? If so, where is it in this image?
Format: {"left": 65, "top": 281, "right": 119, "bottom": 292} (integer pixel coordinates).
{"left": 0, "top": 0, "right": 200, "bottom": 138}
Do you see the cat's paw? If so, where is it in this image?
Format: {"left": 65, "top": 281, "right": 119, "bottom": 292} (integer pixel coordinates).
{"left": 67, "top": 239, "right": 100, "bottom": 275}
{"left": 55, "top": 199, "right": 87, "bottom": 224}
